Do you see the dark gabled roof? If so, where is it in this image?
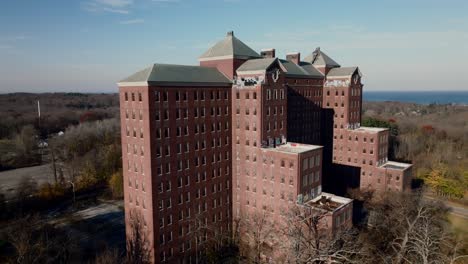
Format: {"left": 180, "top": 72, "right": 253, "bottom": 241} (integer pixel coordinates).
{"left": 236, "top": 58, "right": 324, "bottom": 78}
{"left": 304, "top": 47, "right": 340, "bottom": 68}
{"left": 118, "top": 64, "right": 232, "bottom": 86}
{"left": 199, "top": 31, "right": 261, "bottom": 60}
{"left": 327, "top": 67, "right": 359, "bottom": 78}
{"left": 236, "top": 58, "right": 278, "bottom": 73}
{"left": 299, "top": 62, "right": 325, "bottom": 78}
{"left": 279, "top": 59, "right": 310, "bottom": 78}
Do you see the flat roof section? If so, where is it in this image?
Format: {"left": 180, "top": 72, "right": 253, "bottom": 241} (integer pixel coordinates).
{"left": 380, "top": 161, "right": 412, "bottom": 170}
{"left": 354, "top": 126, "right": 388, "bottom": 133}
{"left": 306, "top": 192, "right": 352, "bottom": 212}
{"left": 266, "top": 142, "right": 322, "bottom": 154}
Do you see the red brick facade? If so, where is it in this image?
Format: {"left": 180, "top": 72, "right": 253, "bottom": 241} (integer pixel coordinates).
{"left": 118, "top": 32, "right": 412, "bottom": 263}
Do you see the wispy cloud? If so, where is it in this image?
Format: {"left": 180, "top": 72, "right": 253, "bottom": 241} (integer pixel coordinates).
{"left": 82, "top": 0, "right": 133, "bottom": 14}
{"left": 152, "top": 0, "right": 180, "bottom": 2}
{"left": 95, "top": 0, "right": 133, "bottom": 7}
{"left": 120, "top": 19, "right": 144, "bottom": 24}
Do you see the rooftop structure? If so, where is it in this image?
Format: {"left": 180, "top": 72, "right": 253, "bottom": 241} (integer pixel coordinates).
{"left": 381, "top": 161, "right": 413, "bottom": 170}
{"left": 306, "top": 192, "right": 353, "bottom": 213}
{"left": 265, "top": 142, "right": 323, "bottom": 154}
{"left": 199, "top": 31, "right": 261, "bottom": 61}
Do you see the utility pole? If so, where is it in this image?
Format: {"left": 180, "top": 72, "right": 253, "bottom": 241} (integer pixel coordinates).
{"left": 37, "top": 100, "right": 41, "bottom": 127}
{"left": 68, "top": 181, "right": 75, "bottom": 205}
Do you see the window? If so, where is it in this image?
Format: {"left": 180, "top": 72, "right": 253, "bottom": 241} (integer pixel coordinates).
{"left": 124, "top": 92, "right": 128, "bottom": 101}
{"left": 138, "top": 93, "right": 142, "bottom": 102}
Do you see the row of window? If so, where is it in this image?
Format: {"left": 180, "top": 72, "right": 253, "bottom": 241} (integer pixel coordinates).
{"left": 361, "top": 169, "right": 400, "bottom": 182}
{"left": 334, "top": 208, "right": 352, "bottom": 227}
{"left": 126, "top": 126, "right": 144, "bottom": 138}
{"left": 124, "top": 92, "right": 142, "bottom": 102}
{"left": 128, "top": 193, "right": 146, "bottom": 208}
{"left": 155, "top": 90, "right": 229, "bottom": 102}
{"left": 125, "top": 109, "right": 143, "bottom": 120}
{"left": 333, "top": 156, "right": 375, "bottom": 166}
{"left": 302, "top": 155, "right": 321, "bottom": 171}
{"left": 239, "top": 173, "right": 295, "bottom": 187}
{"left": 234, "top": 153, "right": 296, "bottom": 168}
{"left": 302, "top": 171, "right": 321, "bottom": 187}
{"left": 156, "top": 125, "right": 230, "bottom": 141}
{"left": 155, "top": 175, "right": 230, "bottom": 196}
{"left": 158, "top": 195, "right": 230, "bottom": 213}
{"left": 128, "top": 177, "right": 146, "bottom": 192}
{"left": 334, "top": 134, "right": 376, "bottom": 143}
{"left": 156, "top": 158, "right": 230, "bottom": 176}
{"left": 155, "top": 106, "right": 229, "bottom": 121}
{"left": 334, "top": 145, "right": 375, "bottom": 155}
{"left": 304, "top": 185, "right": 321, "bottom": 202}
{"left": 127, "top": 160, "right": 144, "bottom": 174}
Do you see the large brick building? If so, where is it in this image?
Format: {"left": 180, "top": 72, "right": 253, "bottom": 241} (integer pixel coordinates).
{"left": 118, "top": 31, "right": 412, "bottom": 263}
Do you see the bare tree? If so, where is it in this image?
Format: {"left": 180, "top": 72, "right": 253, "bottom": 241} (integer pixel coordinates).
{"left": 241, "top": 210, "right": 277, "bottom": 263}
{"left": 126, "top": 209, "right": 151, "bottom": 264}
{"left": 186, "top": 211, "right": 233, "bottom": 263}
{"left": 95, "top": 247, "right": 122, "bottom": 264}
{"left": 5, "top": 215, "right": 74, "bottom": 264}
{"left": 281, "top": 205, "right": 366, "bottom": 264}
{"left": 365, "top": 191, "right": 467, "bottom": 264}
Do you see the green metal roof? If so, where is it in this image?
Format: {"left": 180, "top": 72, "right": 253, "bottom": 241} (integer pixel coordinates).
{"left": 299, "top": 62, "right": 324, "bottom": 78}
{"left": 119, "top": 64, "right": 232, "bottom": 86}
{"left": 236, "top": 57, "right": 324, "bottom": 79}
{"left": 199, "top": 31, "right": 261, "bottom": 60}
{"left": 236, "top": 58, "right": 278, "bottom": 72}
{"left": 327, "top": 67, "right": 359, "bottom": 77}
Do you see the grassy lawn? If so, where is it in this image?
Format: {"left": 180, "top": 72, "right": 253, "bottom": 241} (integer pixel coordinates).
{"left": 448, "top": 214, "right": 468, "bottom": 236}
{"left": 448, "top": 214, "right": 468, "bottom": 256}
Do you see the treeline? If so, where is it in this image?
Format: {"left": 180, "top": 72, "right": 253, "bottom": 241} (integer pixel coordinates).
{"left": 0, "top": 93, "right": 119, "bottom": 140}
{"left": 90, "top": 191, "right": 467, "bottom": 264}
{"left": 47, "top": 118, "right": 123, "bottom": 199}
{"left": 0, "top": 93, "right": 119, "bottom": 170}
{"left": 362, "top": 102, "right": 468, "bottom": 199}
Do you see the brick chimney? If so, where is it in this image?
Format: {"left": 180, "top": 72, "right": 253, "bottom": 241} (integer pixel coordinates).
{"left": 286, "top": 52, "right": 300, "bottom": 64}
{"left": 261, "top": 48, "right": 276, "bottom": 58}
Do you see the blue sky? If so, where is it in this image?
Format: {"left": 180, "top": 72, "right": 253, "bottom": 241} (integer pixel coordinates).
{"left": 1, "top": 0, "right": 467, "bottom": 93}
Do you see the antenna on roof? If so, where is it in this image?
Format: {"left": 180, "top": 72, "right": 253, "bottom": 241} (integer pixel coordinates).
{"left": 312, "top": 47, "right": 320, "bottom": 63}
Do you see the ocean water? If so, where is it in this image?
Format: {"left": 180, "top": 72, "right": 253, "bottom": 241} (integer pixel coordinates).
{"left": 363, "top": 91, "right": 468, "bottom": 105}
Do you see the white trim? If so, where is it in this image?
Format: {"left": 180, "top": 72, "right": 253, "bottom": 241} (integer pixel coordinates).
{"left": 198, "top": 55, "right": 234, "bottom": 61}
{"left": 198, "top": 54, "right": 257, "bottom": 61}
{"left": 117, "top": 81, "right": 232, "bottom": 87}
{"left": 118, "top": 81, "right": 149, "bottom": 87}
{"left": 326, "top": 75, "right": 353, "bottom": 78}
{"left": 236, "top": 70, "right": 266, "bottom": 75}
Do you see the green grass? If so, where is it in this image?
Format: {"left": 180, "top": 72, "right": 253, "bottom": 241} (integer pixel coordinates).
{"left": 448, "top": 214, "right": 468, "bottom": 237}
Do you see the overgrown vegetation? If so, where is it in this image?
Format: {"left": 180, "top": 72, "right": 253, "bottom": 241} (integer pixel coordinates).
{"left": 363, "top": 102, "right": 468, "bottom": 199}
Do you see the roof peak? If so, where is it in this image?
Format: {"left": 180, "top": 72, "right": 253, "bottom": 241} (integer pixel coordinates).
{"left": 304, "top": 47, "right": 340, "bottom": 68}
{"left": 199, "top": 32, "right": 261, "bottom": 61}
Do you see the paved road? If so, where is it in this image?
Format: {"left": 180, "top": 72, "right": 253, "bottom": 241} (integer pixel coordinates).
{"left": 424, "top": 195, "right": 468, "bottom": 219}
{"left": 50, "top": 200, "right": 125, "bottom": 263}
{"left": 0, "top": 163, "right": 68, "bottom": 199}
